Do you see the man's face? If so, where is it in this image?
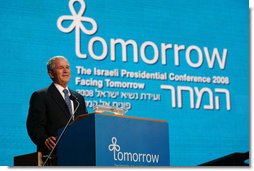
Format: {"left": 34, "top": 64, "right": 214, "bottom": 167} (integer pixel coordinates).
{"left": 49, "top": 58, "right": 71, "bottom": 87}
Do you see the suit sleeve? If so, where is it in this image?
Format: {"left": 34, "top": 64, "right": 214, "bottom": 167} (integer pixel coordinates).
{"left": 80, "top": 95, "right": 88, "bottom": 114}
{"left": 76, "top": 92, "right": 88, "bottom": 114}
{"left": 26, "top": 91, "right": 48, "bottom": 149}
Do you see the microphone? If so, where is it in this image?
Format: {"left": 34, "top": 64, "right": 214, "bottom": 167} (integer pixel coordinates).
{"left": 69, "top": 94, "right": 80, "bottom": 119}
{"left": 69, "top": 94, "right": 77, "bottom": 101}
{"left": 43, "top": 93, "right": 80, "bottom": 166}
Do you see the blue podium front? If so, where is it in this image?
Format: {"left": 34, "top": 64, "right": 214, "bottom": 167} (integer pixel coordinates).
{"left": 57, "top": 114, "right": 169, "bottom": 166}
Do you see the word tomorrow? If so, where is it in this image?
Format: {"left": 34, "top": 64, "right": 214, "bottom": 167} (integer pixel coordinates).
{"left": 108, "top": 137, "right": 160, "bottom": 164}
{"left": 57, "top": 0, "right": 228, "bottom": 69}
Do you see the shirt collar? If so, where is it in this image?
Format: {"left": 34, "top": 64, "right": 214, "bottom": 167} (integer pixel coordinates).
{"left": 54, "top": 83, "right": 70, "bottom": 95}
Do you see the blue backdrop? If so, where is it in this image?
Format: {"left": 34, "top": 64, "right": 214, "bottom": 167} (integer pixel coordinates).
{"left": 0, "top": 0, "right": 249, "bottom": 166}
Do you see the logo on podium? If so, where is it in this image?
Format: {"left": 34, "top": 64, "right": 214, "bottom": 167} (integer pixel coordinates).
{"left": 108, "top": 137, "right": 160, "bottom": 164}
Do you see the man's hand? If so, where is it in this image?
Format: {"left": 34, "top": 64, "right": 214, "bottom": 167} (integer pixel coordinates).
{"left": 45, "top": 136, "right": 57, "bottom": 150}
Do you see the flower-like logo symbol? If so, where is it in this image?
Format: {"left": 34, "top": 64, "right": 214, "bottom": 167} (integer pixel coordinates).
{"left": 108, "top": 137, "right": 120, "bottom": 152}
{"left": 57, "top": 0, "right": 98, "bottom": 58}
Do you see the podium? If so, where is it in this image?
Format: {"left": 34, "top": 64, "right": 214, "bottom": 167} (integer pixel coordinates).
{"left": 57, "top": 113, "right": 169, "bottom": 166}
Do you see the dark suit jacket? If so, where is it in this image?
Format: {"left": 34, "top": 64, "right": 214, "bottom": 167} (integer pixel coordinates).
{"left": 26, "top": 83, "right": 88, "bottom": 154}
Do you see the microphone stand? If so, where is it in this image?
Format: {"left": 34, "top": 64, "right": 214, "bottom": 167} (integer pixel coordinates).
{"left": 42, "top": 96, "right": 80, "bottom": 166}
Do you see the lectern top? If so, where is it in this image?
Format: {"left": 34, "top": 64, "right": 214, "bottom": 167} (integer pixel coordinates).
{"left": 73, "top": 113, "right": 167, "bottom": 124}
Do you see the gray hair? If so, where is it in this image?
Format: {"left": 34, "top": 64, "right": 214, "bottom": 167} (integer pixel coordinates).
{"left": 47, "top": 56, "right": 69, "bottom": 72}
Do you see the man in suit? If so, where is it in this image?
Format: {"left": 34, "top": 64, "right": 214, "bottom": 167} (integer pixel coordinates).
{"left": 26, "top": 56, "right": 88, "bottom": 164}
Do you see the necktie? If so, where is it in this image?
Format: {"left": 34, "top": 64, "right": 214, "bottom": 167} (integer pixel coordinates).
{"left": 63, "top": 89, "right": 72, "bottom": 114}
